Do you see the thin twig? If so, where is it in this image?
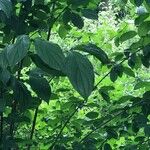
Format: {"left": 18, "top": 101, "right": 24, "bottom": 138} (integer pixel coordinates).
{"left": 27, "top": 107, "right": 38, "bottom": 150}
{"left": 80, "top": 100, "right": 144, "bottom": 142}
{"left": 49, "top": 107, "right": 79, "bottom": 150}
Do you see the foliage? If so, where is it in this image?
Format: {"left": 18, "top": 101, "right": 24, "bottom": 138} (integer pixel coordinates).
{"left": 0, "top": 0, "right": 149, "bottom": 149}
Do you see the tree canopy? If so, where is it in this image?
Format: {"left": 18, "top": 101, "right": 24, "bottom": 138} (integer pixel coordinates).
{"left": 0, "top": 0, "right": 150, "bottom": 149}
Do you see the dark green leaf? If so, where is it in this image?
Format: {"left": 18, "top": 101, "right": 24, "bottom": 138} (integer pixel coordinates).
{"left": 123, "top": 66, "right": 135, "bottom": 77}
{"left": 82, "top": 9, "right": 98, "bottom": 20}
{"left": 29, "top": 74, "right": 51, "bottom": 103}
{"left": 0, "top": 0, "right": 12, "bottom": 17}
{"left": 104, "top": 143, "right": 112, "bottom": 150}
{"left": 134, "top": 0, "right": 144, "bottom": 6}
{"left": 7, "top": 35, "right": 30, "bottom": 67}
{"left": 110, "top": 68, "right": 118, "bottom": 82}
{"left": 71, "top": 12, "right": 84, "bottom": 29}
{"left": 73, "top": 44, "right": 110, "bottom": 64}
{"left": 138, "top": 21, "right": 150, "bottom": 36}
{"left": 0, "top": 98, "right": 6, "bottom": 112}
{"left": 30, "top": 54, "right": 66, "bottom": 77}
{"left": 64, "top": 51, "right": 94, "bottom": 99}
{"left": 134, "top": 81, "right": 150, "bottom": 90}
{"left": 86, "top": 111, "right": 99, "bottom": 119}
{"left": 34, "top": 38, "right": 65, "bottom": 71}
{"left": 120, "top": 31, "right": 137, "bottom": 43}
{"left": 144, "top": 125, "right": 150, "bottom": 136}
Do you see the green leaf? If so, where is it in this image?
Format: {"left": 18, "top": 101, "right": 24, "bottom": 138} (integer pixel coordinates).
{"left": 123, "top": 66, "right": 135, "bottom": 77}
{"left": 67, "top": 0, "right": 90, "bottom": 6}
{"left": 135, "top": 13, "right": 149, "bottom": 26}
{"left": 82, "top": 9, "right": 98, "bottom": 20}
{"left": 110, "top": 68, "right": 118, "bottom": 82}
{"left": 0, "top": 98, "right": 6, "bottom": 112}
{"left": 145, "top": 0, "right": 150, "bottom": 4}
{"left": 120, "top": 31, "right": 137, "bottom": 43}
{"left": 134, "top": 0, "right": 144, "bottom": 6}
{"left": 104, "top": 143, "right": 112, "bottom": 150}
{"left": 0, "top": 50, "right": 8, "bottom": 68}
{"left": 30, "top": 54, "right": 66, "bottom": 77}
{"left": 0, "top": 68, "right": 10, "bottom": 84}
{"left": 11, "top": 78, "right": 33, "bottom": 111}
{"left": 0, "top": 0, "right": 12, "bottom": 17}
{"left": 71, "top": 12, "right": 84, "bottom": 29}
{"left": 34, "top": 38, "right": 65, "bottom": 71}
{"left": 86, "top": 112, "right": 99, "bottom": 119}
{"left": 134, "top": 81, "right": 150, "bottom": 90}
{"left": 73, "top": 44, "right": 110, "bottom": 64}
{"left": 64, "top": 51, "right": 94, "bottom": 99}
{"left": 7, "top": 35, "right": 30, "bottom": 67}
{"left": 144, "top": 125, "right": 150, "bottom": 136}
{"left": 29, "top": 74, "right": 51, "bottom": 103}
{"left": 138, "top": 21, "right": 150, "bottom": 36}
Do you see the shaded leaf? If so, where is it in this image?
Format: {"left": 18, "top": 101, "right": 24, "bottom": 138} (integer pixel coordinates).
{"left": 7, "top": 35, "right": 30, "bottom": 67}
{"left": 64, "top": 51, "right": 94, "bottom": 99}
{"left": 34, "top": 38, "right": 65, "bottom": 71}
{"left": 73, "top": 44, "right": 109, "bottom": 64}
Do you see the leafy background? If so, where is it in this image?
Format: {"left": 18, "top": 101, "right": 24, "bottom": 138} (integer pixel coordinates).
{"left": 0, "top": 0, "right": 150, "bottom": 149}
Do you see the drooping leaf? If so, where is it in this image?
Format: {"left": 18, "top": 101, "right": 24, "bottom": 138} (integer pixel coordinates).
{"left": 11, "top": 77, "right": 33, "bottom": 111}
{"left": 110, "top": 68, "right": 118, "bottom": 82}
{"left": 73, "top": 44, "right": 110, "bottom": 64}
{"left": 64, "top": 51, "right": 94, "bottom": 99}
{"left": 119, "top": 31, "right": 137, "bottom": 43}
{"left": 7, "top": 35, "right": 30, "bottom": 67}
{"left": 29, "top": 74, "right": 51, "bottom": 103}
{"left": 71, "top": 12, "right": 84, "bottom": 29}
{"left": 34, "top": 38, "right": 65, "bottom": 71}
{"left": 0, "top": 0, "right": 12, "bottom": 17}
{"left": 30, "top": 54, "right": 66, "bottom": 77}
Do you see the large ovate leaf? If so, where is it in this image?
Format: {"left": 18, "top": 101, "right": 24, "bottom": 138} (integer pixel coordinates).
{"left": 73, "top": 44, "right": 110, "bottom": 64}
{"left": 64, "top": 51, "right": 94, "bottom": 99}
{"left": 0, "top": 0, "right": 12, "bottom": 17}
{"left": 29, "top": 74, "right": 51, "bottom": 103}
{"left": 34, "top": 38, "right": 65, "bottom": 71}
{"left": 30, "top": 54, "right": 66, "bottom": 77}
{"left": 7, "top": 35, "right": 30, "bottom": 67}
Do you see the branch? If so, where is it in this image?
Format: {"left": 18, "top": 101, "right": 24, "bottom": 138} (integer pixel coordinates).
{"left": 27, "top": 107, "right": 38, "bottom": 150}
{"left": 49, "top": 107, "right": 79, "bottom": 150}
{"left": 94, "top": 48, "right": 142, "bottom": 90}
{"left": 80, "top": 100, "right": 144, "bottom": 142}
